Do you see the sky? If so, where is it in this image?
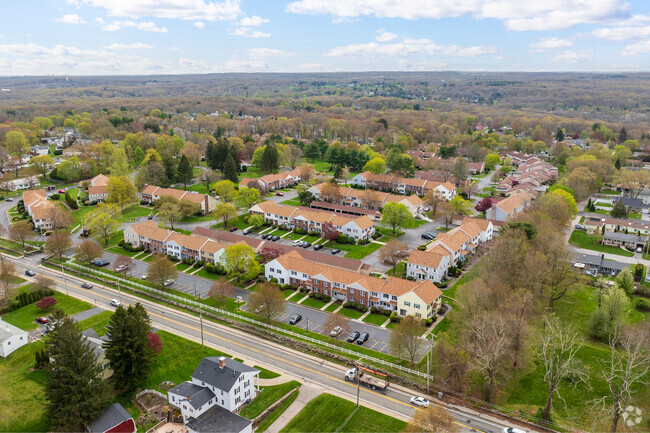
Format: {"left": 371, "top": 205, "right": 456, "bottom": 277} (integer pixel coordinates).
{"left": 1, "top": 0, "right": 650, "bottom": 75}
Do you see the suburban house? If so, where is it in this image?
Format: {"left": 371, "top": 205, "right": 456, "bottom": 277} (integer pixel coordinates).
{"left": 22, "top": 189, "right": 56, "bottom": 230}
{"left": 308, "top": 183, "right": 425, "bottom": 216}
{"left": 141, "top": 185, "right": 217, "bottom": 213}
{"left": 84, "top": 174, "right": 110, "bottom": 188}
{"left": 572, "top": 253, "right": 629, "bottom": 276}
{"left": 82, "top": 328, "right": 113, "bottom": 380}
{"left": 30, "top": 145, "right": 50, "bottom": 156}
{"left": 168, "top": 357, "right": 259, "bottom": 433}
{"left": 123, "top": 220, "right": 228, "bottom": 264}
{"left": 485, "top": 191, "right": 533, "bottom": 222}
{"left": 583, "top": 216, "right": 650, "bottom": 235}
{"left": 467, "top": 161, "right": 485, "bottom": 174}
{"left": 415, "top": 170, "right": 457, "bottom": 186}
{"left": 0, "top": 175, "right": 40, "bottom": 192}
{"left": 496, "top": 155, "right": 558, "bottom": 196}
{"left": 602, "top": 231, "right": 646, "bottom": 249}
{"left": 350, "top": 172, "right": 456, "bottom": 200}
{"left": 617, "top": 197, "right": 650, "bottom": 214}
{"left": 240, "top": 168, "right": 301, "bottom": 192}
{"left": 266, "top": 251, "right": 443, "bottom": 318}
{"left": 87, "top": 403, "right": 136, "bottom": 433}
{"left": 0, "top": 318, "right": 29, "bottom": 357}
{"left": 249, "top": 201, "right": 376, "bottom": 241}
{"left": 406, "top": 248, "right": 451, "bottom": 283}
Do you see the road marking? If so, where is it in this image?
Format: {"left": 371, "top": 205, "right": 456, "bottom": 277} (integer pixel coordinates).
{"left": 369, "top": 340, "right": 379, "bottom": 349}
{"left": 35, "top": 265, "right": 483, "bottom": 432}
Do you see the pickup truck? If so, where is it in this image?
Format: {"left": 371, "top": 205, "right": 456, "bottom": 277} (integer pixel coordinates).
{"left": 344, "top": 367, "right": 389, "bottom": 391}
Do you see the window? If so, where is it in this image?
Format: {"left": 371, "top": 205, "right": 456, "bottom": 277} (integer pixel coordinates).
{"left": 414, "top": 304, "right": 420, "bottom": 309}
{"left": 291, "top": 271, "right": 297, "bottom": 275}
{"left": 269, "top": 268, "right": 275, "bottom": 272}
{"left": 371, "top": 291, "right": 378, "bottom": 297}
{"left": 391, "top": 295, "right": 397, "bottom": 301}
{"left": 349, "top": 289, "right": 355, "bottom": 294}
{"left": 404, "top": 301, "right": 410, "bottom": 307}
{"left": 383, "top": 294, "right": 389, "bottom": 299}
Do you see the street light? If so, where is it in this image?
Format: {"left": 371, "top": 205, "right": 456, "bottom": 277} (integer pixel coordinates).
{"left": 61, "top": 264, "right": 68, "bottom": 296}
{"left": 194, "top": 282, "right": 204, "bottom": 347}
{"left": 427, "top": 334, "right": 435, "bottom": 395}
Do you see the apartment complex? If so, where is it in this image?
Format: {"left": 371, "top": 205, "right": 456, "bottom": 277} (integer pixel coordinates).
{"left": 498, "top": 154, "right": 558, "bottom": 196}
{"left": 266, "top": 251, "right": 443, "bottom": 318}
{"left": 141, "top": 185, "right": 217, "bottom": 213}
{"left": 485, "top": 191, "right": 533, "bottom": 222}
{"left": 240, "top": 168, "right": 301, "bottom": 192}
{"left": 22, "top": 189, "right": 55, "bottom": 230}
{"left": 351, "top": 171, "right": 456, "bottom": 200}
{"left": 583, "top": 216, "right": 650, "bottom": 235}
{"left": 82, "top": 174, "right": 110, "bottom": 203}
{"left": 249, "top": 201, "right": 375, "bottom": 241}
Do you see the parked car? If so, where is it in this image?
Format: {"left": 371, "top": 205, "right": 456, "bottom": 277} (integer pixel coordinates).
{"left": 410, "top": 396, "right": 430, "bottom": 407}
{"left": 140, "top": 273, "right": 148, "bottom": 280}
{"left": 164, "top": 279, "right": 174, "bottom": 287}
{"left": 81, "top": 282, "right": 93, "bottom": 289}
{"left": 272, "top": 235, "right": 280, "bottom": 241}
{"left": 302, "top": 242, "right": 312, "bottom": 248}
{"left": 109, "top": 299, "right": 121, "bottom": 307}
{"left": 289, "top": 314, "right": 302, "bottom": 325}
{"left": 314, "top": 244, "right": 323, "bottom": 250}
{"left": 346, "top": 331, "right": 360, "bottom": 343}
{"left": 330, "top": 326, "right": 343, "bottom": 337}
{"left": 229, "top": 227, "right": 238, "bottom": 232}
{"left": 94, "top": 259, "right": 110, "bottom": 267}
{"left": 292, "top": 240, "right": 304, "bottom": 246}
{"left": 261, "top": 233, "right": 268, "bottom": 239}
{"left": 25, "top": 270, "right": 35, "bottom": 277}
{"left": 421, "top": 233, "right": 434, "bottom": 240}
{"left": 637, "top": 247, "right": 643, "bottom": 253}
{"left": 356, "top": 332, "right": 369, "bottom": 345}
{"left": 243, "top": 229, "right": 252, "bottom": 235}
{"left": 147, "top": 214, "right": 153, "bottom": 220}
{"left": 90, "top": 258, "right": 100, "bottom": 265}
{"left": 502, "top": 428, "right": 526, "bottom": 433}
{"left": 36, "top": 316, "right": 49, "bottom": 324}
{"left": 574, "top": 223, "right": 586, "bottom": 231}
{"left": 58, "top": 189, "right": 65, "bottom": 193}
{"left": 115, "top": 265, "right": 129, "bottom": 273}
{"left": 6, "top": 197, "right": 13, "bottom": 202}
{"left": 276, "top": 192, "right": 284, "bottom": 196}
{"left": 331, "top": 248, "right": 341, "bottom": 254}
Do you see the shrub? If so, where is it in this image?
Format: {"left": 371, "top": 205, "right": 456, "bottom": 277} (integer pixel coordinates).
{"left": 370, "top": 306, "right": 377, "bottom": 313}
{"left": 309, "top": 231, "right": 319, "bottom": 236}
{"left": 381, "top": 308, "right": 392, "bottom": 316}
{"left": 0, "top": 196, "right": 4, "bottom": 201}
{"left": 205, "top": 263, "right": 218, "bottom": 274}
{"left": 270, "top": 277, "right": 278, "bottom": 284}
{"left": 167, "top": 254, "right": 180, "bottom": 262}
{"left": 635, "top": 298, "right": 650, "bottom": 312}
{"left": 336, "top": 234, "right": 348, "bottom": 244}
{"left": 437, "top": 281, "right": 448, "bottom": 288}
{"left": 140, "top": 199, "right": 148, "bottom": 205}
{"left": 425, "top": 318, "right": 433, "bottom": 327}
{"left": 118, "top": 240, "right": 125, "bottom": 247}
{"left": 417, "top": 245, "right": 427, "bottom": 251}
{"left": 50, "top": 193, "right": 60, "bottom": 200}
{"left": 634, "top": 264, "right": 645, "bottom": 279}
{"left": 347, "top": 237, "right": 357, "bottom": 245}
{"left": 635, "top": 284, "right": 650, "bottom": 298}
{"left": 36, "top": 296, "right": 57, "bottom": 310}
{"left": 64, "top": 191, "right": 78, "bottom": 209}
{"left": 294, "top": 228, "right": 307, "bottom": 235}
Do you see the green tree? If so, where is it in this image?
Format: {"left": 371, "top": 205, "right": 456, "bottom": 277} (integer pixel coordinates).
{"left": 157, "top": 200, "right": 181, "bottom": 230}
{"left": 588, "top": 287, "right": 630, "bottom": 341}
{"left": 248, "top": 214, "right": 264, "bottom": 228}
{"left": 615, "top": 158, "right": 622, "bottom": 170}
{"left": 214, "top": 202, "right": 238, "bottom": 227}
{"left": 381, "top": 202, "right": 414, "bottom": 233}
{"left": 303, "top": 141, "right": 321, "bottom": 161}
{"left": 103, "top": 303, "right": 156, "bottom": 390}
{"left": 221, "top": 244, "right": 261, "bottom": 282}
{"left": 484, "top": 153, "right": 501, "bottom": 171}
{"left": 386, "top": 148, "right": 415, "bottom": 177}
{"left": 223, "top": 152, "right": 238, "bottom": 183}
{"left": 213, "top": 180, "right": 237, "bottom": 203}
{"left": 235, "top": 186, "right": 261, "bottom": 210}
{"left": 555, "top": 128, "right": 565, "bottom": 142}
{"left": 45, "top": 317, "right": 108, "bottom": 431}
{"left": 88, "top": 204, "right": 121, "bottom": 246}
{"left": 451, "top": 158, "right": 468, "bottom": 186}
{"left": 109, "top": 147, "right": 130, "bottom": 176}
{"left": 611, "top": 199, "right": 628, "bottom": 219}
{"left": 29, "top": 155, "right": 55, "bottom": 177}
{"left": 176, "top": 154, "right": 193, "bottom": 190}
{"left": 260, "top": 142, "right": 280, "bottom": 173}
{"left": 57, "top": 156, "right": 83, "bottom": 182}
{"left": 615, "top": 268, "right": 635, "bottom": 294}
{"left": 133, "top": 146, "right": 145, "bottom": 167}
{"left": 4, "top": 131, "right": 29, "bottom": 157}
{"left": 363, "top": 157, "right": 386, "bottom": 174}
{"left": 106, "top": 176, "right": 137, "bottom": 209}
{"left": 449, "top": 196, "right": 474, "bottom": 216}
{"left": 33, "top": 116, "right": 54, "bottom": 130}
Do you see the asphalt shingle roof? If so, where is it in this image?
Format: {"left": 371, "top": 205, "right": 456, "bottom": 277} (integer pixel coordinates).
{"left": 192, "top": 357, "right": 259, "bottom": 393}
{"left": 87, "top": 403, "right": 133, "bottom": 433}
{"left": 185, "top": 405, "right": 252, "bottom": 433}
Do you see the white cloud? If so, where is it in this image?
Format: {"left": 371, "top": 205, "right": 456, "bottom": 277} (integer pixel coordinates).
{"left": 589, "top": 25, "right": 650, "bottom": 41}
{"left": 102, "top": 20, "right": 168, "bottom": 32}
{"left": 78, "top": 0, "right": 242, "bottom": 21}
{"left": 286, "top": 0, "right": 629, "bottom": 31}
{"left": 229, "top": 27, "right": 270, "bottom": 38}
{"left": 194, "top": 21, "right": 206, "bottom": 29}
{"left": 59, "top": 14, "right": 84, "bottom": 24}
{"left": 248, "top": 48, "right": 295, "bottom": 58}
{"left": 553, "top": 50, "right": 593, "bottom": 63}
{"left": 621, "top": 40, "right": 650, "bottom": 56}
{"left": 103, "top": 43, "right": 153, "bottom": 50}
{"left": 325, "top": 36, "right": 494, "bottom": 58}
{"left": 529, "top": 37, "right": 573, "bottom": 52}
{"left": 170, "top": 46, "right": 183, "bottom": 52}
{"left": 239, "top": 16, "right": 268, "bottom": 27}
{"left": 376, "top": 31, "right": 398, "bottom": 42}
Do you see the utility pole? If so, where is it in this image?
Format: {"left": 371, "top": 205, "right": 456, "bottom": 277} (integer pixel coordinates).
{"left": 356, "top": 362, "right": 361, "bottom": 407}
{"left": 194, "top": 281, "right": 204, "bottom": 347}
{"left": 61, "top": 264, "right": 68, "bottom": 296}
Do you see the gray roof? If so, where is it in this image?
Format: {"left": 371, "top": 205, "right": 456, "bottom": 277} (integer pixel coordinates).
{"left": 192, "top": 357, "right": 259, "bottom": 393}
{"left": 87, "top": 403, "right": 133, "bottom": 433}
{"left": 170, "top": 382, "right": 215, "bottom": 410}
{"left": 0, "top": 318, "right": 28, "bottom": 343}
{"left": 603, "top": 231, "right": 646, "bottom": 243}
{"left": 619, "top": 197, "right": 649, "bottom": 209}
{"left": 572, "top": 253, "right": 629, "bottom": 271}
{"left": 185, "top": 405, "right": 252, "bottom": 433}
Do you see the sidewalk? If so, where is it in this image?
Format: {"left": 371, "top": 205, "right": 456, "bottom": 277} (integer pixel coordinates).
{"left": 265, "top": 385, "right": 321, "bottom": 433}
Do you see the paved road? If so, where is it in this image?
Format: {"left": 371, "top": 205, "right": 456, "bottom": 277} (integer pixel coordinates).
{"left": 9, "top": 253, "right": 519, "bottom": 433}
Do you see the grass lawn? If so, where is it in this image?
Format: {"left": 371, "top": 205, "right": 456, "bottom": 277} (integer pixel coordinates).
{"left": 181, "top": 212, "right": 216, "bottom": 223}
{"left": 106, "top": 245, "right": 142, "bottom": 258}
{"left": 66, "top": 188, "right": 79, "bottom": 200}
{"left": 118, "top": 204, "right": 152, "bottom": 222}
{"left": 362, "top": 313, "right": 389, "bottom": 326}
{"left": 600, "top": 189, "right": 621, "bottom": 195}
{"left": 280, "top": 198, "right": 303, "bottom": 207}
{"left": 385, "top": 262, "right": 406, "bottom": 278}
{"left": 343, "top": 242, "right": 382, "bottom": 260}
{"left": 1, "top": 292, "right": 92, "bottom": 331}
{"left": 71, "top": 205, "right": 96, "bottom": 228}
{"left": 255, "top": 389, "right": 299, "bottom": 432}
{"left": 196, "top": 268, "right": 224, "bottom": 280}
{"left": 312, "top": 160, "right": 330, "bottom": 172}
{"left": 282, "top": 289, "right": 297, "bottom": 299}
{"left": 280, "top": 393, "right": 406, "bottom": 433}
{"left": 376, "top": 227, "right": 405, "bottom": 238}
{"left": 300, "top": 297, "right": 328, "bottom": 309}
{"left": 337, "top": 307, "right": 364, "bottom": 320}
{"left": 324, "top": 302, "right": 340, "bottom": 312}
{"left": 568, "top": 230, "right": 635, "bottom": 257}
{"left": 240, "top": 380, "right": 301, "bottom": 419}
{"left": 269, "top": 228, "right": 290, "bottom": 236}
{"left": 254, "top": 365, "right": 281, "bottom": 379}
{"left": 176, "top": 263, "right": 191, "bottom": 272}
{"left": 212, "top": 214, "right": 250, "bottom": 230}
{"left": 77, "top": 310, "right": 113, "bottom": 336}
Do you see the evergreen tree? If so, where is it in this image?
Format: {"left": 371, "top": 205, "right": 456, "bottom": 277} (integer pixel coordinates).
{"left": 587, "top": 198, "right": 592, "bottom": 211}
{"left": 213, "top": 139, "right": 230, "bottom": 171}
{"left": 103, "top": 303, "right": 155, "bottom": 391}
{"left": 223, "top": 153, "right": 238, "bottom": 183}
{"left": 260, "top": 142, "right": 279, "bottom": 173}
{"left": 555, "top": 128, "right": 564, "bottom": 142}
{"left": 619, "top": 127, "right": 627, "bottom": 143}
{"left": 206, "top": 142, "right": 217, "bottom": 170}
{"left": 46, "top": 317, "right": 108, "bottom": 431}
{"left": 161, "top": 155, "right": 176, "bottom": 188}
{"left": 611, "top": 199, "right": 628, "bottom": 219}
{"left": 615, "top": 158, "right": 622, "bottom": 170}
{"left": 304, "top": 141, "right": 321, "bottom": 161}
{"left": 229, "top": 145, "right": 241, "bottom": 171}
{"left": 177, "top": 155, "right": 193, "bottom": 190}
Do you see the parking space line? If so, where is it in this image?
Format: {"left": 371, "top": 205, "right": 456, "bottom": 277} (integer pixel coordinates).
{"left": 369, "top": 340, "right": 380, "bottom": 349}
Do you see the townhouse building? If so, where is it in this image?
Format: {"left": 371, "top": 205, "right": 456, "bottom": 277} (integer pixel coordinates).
{"left": 350, "top": 172, "right": 456, "bottom": 200}
{"left": 307, "top": 183, "right": 424, "bottom": 216}
{"left": 141, "top": 185, "right": 217, "bottom": 213}
{"left": 240, "top": 168, "right": 301, "bottom": 192}
{"left": 485, "top": 191, "right": 533, "bottom": 222}
{"left": 22, "top": 189, "right": 55, "bottom": 230}
{"left": 266, "top": 251, "right": 443, "bottom": 319}
{"left": 497, "top": 155, "right": 557, "bottom": 196}
{"left": 249, "top": 201, "right": 375, "bottom": 241}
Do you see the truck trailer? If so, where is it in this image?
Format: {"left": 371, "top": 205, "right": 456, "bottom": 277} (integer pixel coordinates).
{"left": 344, "top": 366, "right": 389, "bottom": 391}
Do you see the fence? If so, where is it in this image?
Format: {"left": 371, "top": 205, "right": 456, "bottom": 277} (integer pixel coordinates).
{"left": 136, "top": 389, "right": 167, "bottom": 401}
{"left": 62, "top": 260, "right": 430, "bottom": 379}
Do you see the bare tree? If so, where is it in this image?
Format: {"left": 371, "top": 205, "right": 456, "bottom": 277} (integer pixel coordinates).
{"left": 598, "top": 324, "right": 650, "bottom": 433}
{"left": 504, "top": 289, "right": 535, "bottom": 367}
{"left": 200, "top": 169, "right": 219, "bottom": 193}
{"left": 389, "top": 316, "right": 426, "bottom": 365}
{"left": 33, "top": 275, "right": 55, "bottom": 292}
{"left": 247, "top": 282, "right": 286, "bottom": 323}
{"left": 379, "top": 239, "right": 409, "bottom": 274}
{"left": 322, "top": 312, "right": 350, "bottom": 338}
{"left": 403, "top": 404, "right": 460, "bottom": 433}
{"left": 113, "top": 255, "right": 134, "bottom": 278}
{"left": 0, "top": 254, "right": 16, "bottom": 301}
{"left": 438, "top": 202, "right": 455, "bottom": 229}
{"left": 146, "top": 255, "right": 179, "bottom": 288}
{"left": 434, "top": 340, "right": 471, "bottom": 393}
{"left": 45, "top": 230, "right": 72, "bottom": 260}
{"left": 74, "top": 239, "right": 103, "bottom": 264}
{"left": 8, "top": 220, "right": 34, "bottom": 252}
{"left": 423, "top": 190, "right": 445, "bottom": 215}
{"left": 209, "top": 280, "right": 234, "bottom": 308}
{"left": 47, "top": 206, "right": 74, "bottom": 231}
{"left": 538, "top": 314, "right": 586, "bottom": 422}
{"left": 320, "top": 182, "right": 341, "bottom": 203}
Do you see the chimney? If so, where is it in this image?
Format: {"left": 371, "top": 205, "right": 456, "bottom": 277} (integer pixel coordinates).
{"left": 219, "top": 357, "right": 226, "bottom": 369}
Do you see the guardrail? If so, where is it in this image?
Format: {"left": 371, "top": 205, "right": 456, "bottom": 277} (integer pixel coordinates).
{"left": 63, "top": 260, "right": 429, "bottom": 379}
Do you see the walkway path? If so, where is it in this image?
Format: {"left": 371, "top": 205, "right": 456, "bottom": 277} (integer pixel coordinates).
{"left": 265, "top": 384, "right": 321, "bottom": 433}
{"left": 71, "top": 306, "right": 106, "bottom": 322}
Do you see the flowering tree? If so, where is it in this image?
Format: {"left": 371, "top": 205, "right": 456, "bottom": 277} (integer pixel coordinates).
{"left": 37, "top": 296, "right": 57, "bottom": 311}
{"left": 475, "top": 197, "right": 493, "bottom": 214}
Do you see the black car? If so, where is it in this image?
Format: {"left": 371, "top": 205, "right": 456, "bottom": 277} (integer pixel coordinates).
{"left": 331, "top": 248, "right": 341, "bottom": 254}
{"left": 25, "top": 270, "right": 35, "bottom": 277}
{"left": 95, "top": 259, "right": 110, "bottom": 267}
{"left": 261, "top": 233, "right": 268, "bottom": 239}
{"left": 356, "top": 332, "right": 369, "bottom": 345}
{"left": 313, "top": 244, "right": 323, "bottom": 251}
{"left": 81, "top": 282, "right": 93, "bottom": 289}
{"left": 302, "top": 242, "right": 312, "bottom": 248}
{"left": 346, "top": 331, "right": 360, "bottom": 343}
{"left": 243, "top": 229, "right": 252, "bottom": 235}
{"left": 272, "top": 235, "right": 280, "bottom": 241}
{"left": 289, "top": 314, "right": 302, "bottom": 325}
{"left": 421, "top": 233, "right": 434, "bottom": 240}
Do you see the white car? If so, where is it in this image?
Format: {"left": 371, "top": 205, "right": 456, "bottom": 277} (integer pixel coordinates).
{"left": 109, "top": 299, "right": 121, "bottom": 307}
{"left": 140, "top": 273, "right": 148, "bottom": 280}
{"left": 410, "top": 396, "right": 430, "bottom": 407}
{"left": 292, "top": 240, "right": 304, "bottom": 247}
{"left": 502, "top": 428, "right": 525, "bottom": 433}
{"left": 164, "top": 279, "right": 174, "bottom": 287}
{"left": 330, "top": 326, "right": 343, "bottom": 337}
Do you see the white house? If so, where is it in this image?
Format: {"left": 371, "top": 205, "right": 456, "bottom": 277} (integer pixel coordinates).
{"left": 406, "top": 249, "right": 450, "bottom": 283}
{"left": 168, "top": 357, "right": 259, "bottom": 433}
{"left": 485, "top": 192, "right": 532, "bottom": 222}
{"left": 0, "top": 175, "right": 40, "bottom": 192}
{"left": 0, "top": 318, "right": 29, "bottom": 357}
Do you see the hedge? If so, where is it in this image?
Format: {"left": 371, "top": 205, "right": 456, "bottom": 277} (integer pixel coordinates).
{"left": 65, "top": 191, "right": 78, "bottom": 209}
{"left": 9, "top": 289, "right": 55, "bottom": 311}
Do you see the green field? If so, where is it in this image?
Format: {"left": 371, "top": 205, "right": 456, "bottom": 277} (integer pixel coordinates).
{"left": 1, "top": 293, "right": 92, "bottom": 331}
{"left": 300, "top": 297, "right": 328, "bottom": 309}
{"left": 568, "top": 230, "right": 635, "bottom": 257}
{"left": 118, "top": 204, "right": 153, "bottom": 222}
{"left": 280, "top": 393, "right": 406, "bottom": 433}
{"left": 254, "top": 365, "right": 281, "bottom": 379}
{"left": 255, "top": 390, "right": 299, "bottom": 432}
{"left": 337, "top": 307, "right": 364, "bottom": 320}
{"left": 362, "top": 313, "right": 389, "bottom": 326}
{"left": 240, "top": 380, "right": 301, "bottom": 419}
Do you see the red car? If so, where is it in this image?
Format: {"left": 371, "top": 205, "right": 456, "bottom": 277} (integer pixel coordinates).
{"left": 58, "top": 189, "right": 65, "bottom": 193}
{"left": 36, "top": 316, "right": 49, "bottom": 324}
{"left": 229, "top": 227, "right": 238, "bottom": 232}
{"left": 275, "top": 192, "right": 284, "bottom": 196}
